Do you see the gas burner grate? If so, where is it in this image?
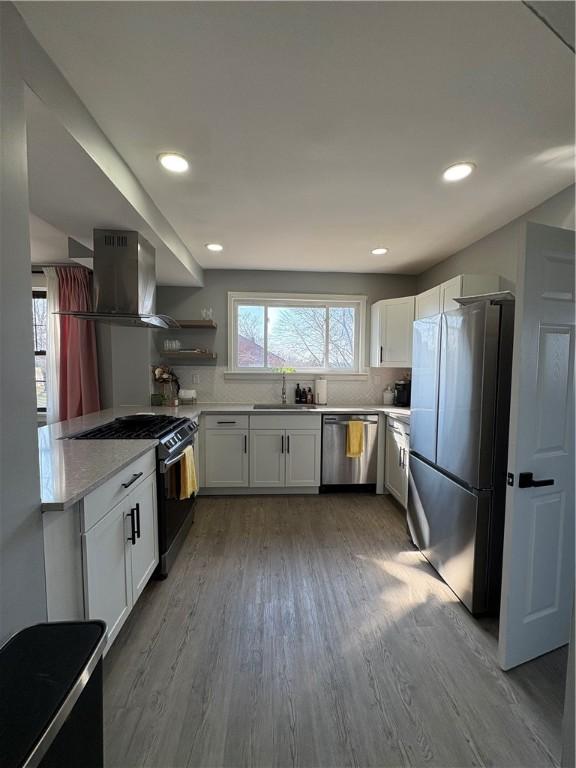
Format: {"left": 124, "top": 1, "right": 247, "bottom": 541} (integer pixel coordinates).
{"left": 71, "top": 415, "right": 187, "bottom": 440}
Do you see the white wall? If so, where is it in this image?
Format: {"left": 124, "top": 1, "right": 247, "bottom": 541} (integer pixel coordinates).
{"left": 417, "top": 185, "right": 575, "bottom": 292}
{"left": 0, "top": 4, "right": 47, "bottom": 641}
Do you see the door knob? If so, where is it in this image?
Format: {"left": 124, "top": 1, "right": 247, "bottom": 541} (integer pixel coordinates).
{"left": 518, "top": 472, "right": 554, "bottom": 488}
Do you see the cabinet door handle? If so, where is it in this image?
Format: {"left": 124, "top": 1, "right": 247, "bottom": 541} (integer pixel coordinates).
{"left": 127, "top": 508, "right": 137, "bottom": 545}
{"left": 380, "top": 345, "right": 383, "bottom": 364}
{"left": 398, "top": 447, "right": 402, "bottom": 467}
{"left": 122, "top": 472, "right": 143, "bottom": 489}
{"left": 244, "top": 434, "right": 247, "bottom": 453}
{"left": 287, "top": 435, "right": 290, "bottom": 454}
{"left": 135, "top": 503, "right": 141, "bottom": 539}
{"left": 281, "top": 434, "right": 284, "bottom": 454}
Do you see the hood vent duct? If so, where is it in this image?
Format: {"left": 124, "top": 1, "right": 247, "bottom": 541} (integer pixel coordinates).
{"left": 58, "top": 229, "right": 179, "bottom": 329}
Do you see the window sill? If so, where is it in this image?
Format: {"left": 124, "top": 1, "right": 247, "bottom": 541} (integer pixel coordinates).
{"left": 223, "top": 370, "right": 369, "bottom": 381}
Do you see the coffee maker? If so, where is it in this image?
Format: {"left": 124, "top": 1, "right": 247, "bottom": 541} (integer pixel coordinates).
{"left": 393, "top": 379, "right": 411, "bottom": 407}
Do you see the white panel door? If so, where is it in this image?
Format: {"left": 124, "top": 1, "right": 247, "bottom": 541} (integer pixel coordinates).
{"left": 385, "top": 424, "right": 405, "bottom": 506}
{"left": 250, "top": 430, "right": 285, "bottom": 487}
{"left": 499, "top": 222, "right": 575, "bottom": 670}
{"left": 82, "top": 500, "right": 132, "bottom": 646}
{"left": 415, "top": 285, "right": 441, "bottom": 320}
{"left": 285, "top": 430, "right": 321, "bottom": 486}
{"left": 128, "top": 473, "right": 158, "bottom": 604}
{"left": 384, "top": 297, "right": 415, "bottom": 366}
{"left": 440, "top": 275, "right": 463, "bottom": 312}
{"left": 204, "top": 430, "right": 249, "bottom": 487}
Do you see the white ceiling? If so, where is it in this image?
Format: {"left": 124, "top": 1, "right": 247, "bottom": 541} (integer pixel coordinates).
{"left": 25, "top": 90, "right": 199, "bottom": 285}
{"left": 18, "top": 1, "right": 575, "bottom": 275}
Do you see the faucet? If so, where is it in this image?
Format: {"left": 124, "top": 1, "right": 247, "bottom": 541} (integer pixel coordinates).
{"left": 281, "top": 372, "right": 287, "bottom": 404}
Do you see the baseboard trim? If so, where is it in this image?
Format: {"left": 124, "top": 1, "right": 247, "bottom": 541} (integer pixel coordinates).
{"left": 198, "top": 486, "right": 319, "bottom": 496}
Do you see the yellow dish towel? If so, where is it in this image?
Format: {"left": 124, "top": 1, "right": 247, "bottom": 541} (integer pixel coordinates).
{"left": 346, "top": 421, "right": 364, "bottom": 458}
{"left": 179, "top": 445, "right": 198, "bottom": 499}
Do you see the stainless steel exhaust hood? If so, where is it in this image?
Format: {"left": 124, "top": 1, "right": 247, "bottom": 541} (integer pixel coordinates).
{"left": 58, "top": 229, "right": 179, "bottom": 329}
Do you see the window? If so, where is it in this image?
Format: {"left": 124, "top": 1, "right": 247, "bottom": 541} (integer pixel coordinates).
{"left": 32, "top": 290, "right": 47, "bottom": 411}
{"left": 229, "top": 292, "right": 366, "bottom": 374}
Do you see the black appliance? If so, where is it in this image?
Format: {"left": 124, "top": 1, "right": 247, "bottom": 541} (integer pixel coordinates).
{"left": 393, "top": 379, "right": 411, "bottom": 407}
{"left": 71, "top": 414, "right": 198, "bottom": 577}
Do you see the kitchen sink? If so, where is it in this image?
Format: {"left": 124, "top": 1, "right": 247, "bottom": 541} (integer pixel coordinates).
{"left": 253, "top": 403, "right": 318, "bottom": 410}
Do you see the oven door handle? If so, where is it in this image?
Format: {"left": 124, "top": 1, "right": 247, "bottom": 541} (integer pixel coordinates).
{"left": 160, "top": 438, "right": 195, "bottom": 473}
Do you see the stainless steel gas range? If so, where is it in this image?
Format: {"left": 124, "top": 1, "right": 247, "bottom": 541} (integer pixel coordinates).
{"left": 71, "top": 414, "right": 198, "bottom": 577}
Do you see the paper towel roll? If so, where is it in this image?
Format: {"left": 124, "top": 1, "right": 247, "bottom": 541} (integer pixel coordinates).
{"left": 315, "top": 378, "right": 328, "bottom": 405}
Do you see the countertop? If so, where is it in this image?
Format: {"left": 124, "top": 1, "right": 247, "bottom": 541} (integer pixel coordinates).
{"left": 39, "top": 403, "right": 410, "bottom": 511}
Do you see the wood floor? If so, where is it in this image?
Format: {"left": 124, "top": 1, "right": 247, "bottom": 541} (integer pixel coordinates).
{"left": 104, "top": 495, "right": 567, "bottom": 768}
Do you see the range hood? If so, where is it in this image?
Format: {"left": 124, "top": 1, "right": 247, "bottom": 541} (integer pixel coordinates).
{"left": 59, "top": 229, "right": 179, "bottom": 329}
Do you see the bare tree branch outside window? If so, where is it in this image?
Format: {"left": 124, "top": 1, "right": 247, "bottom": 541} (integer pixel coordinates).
{"left": 236, "top": 300, "right": 357, "bottom": 371}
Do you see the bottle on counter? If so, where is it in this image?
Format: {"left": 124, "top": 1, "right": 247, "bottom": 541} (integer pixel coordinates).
{"left": 295, "top": 383, "right": 301, "bottom": 403}
{"left": 307, "top": 387, "right": 314, "bottom": 404}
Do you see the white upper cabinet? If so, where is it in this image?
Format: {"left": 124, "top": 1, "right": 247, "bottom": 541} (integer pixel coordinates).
{"left": 415, "top": 285, "right": 441, "bottom": 320}
{"left": 371, "top": 296, "right": 415, "bottom": 368}
{"left": 416, "top": 274, "right": 502, "bottom": 319}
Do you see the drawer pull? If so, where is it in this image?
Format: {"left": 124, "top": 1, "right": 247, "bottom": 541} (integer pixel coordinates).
{"left": 217, "top": 420, "right": 237, "bottom": 424}
{"left": 122, "top": 471, "right": 143, "bottom": 489}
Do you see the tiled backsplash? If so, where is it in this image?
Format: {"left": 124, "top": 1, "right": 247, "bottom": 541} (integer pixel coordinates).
{"left": 173, "top": 366, "right": 407, "bottom": 405}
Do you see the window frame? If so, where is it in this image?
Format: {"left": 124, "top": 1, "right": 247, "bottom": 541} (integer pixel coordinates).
{"left": 227, "top": 292, "right": 367, "bottom": 376}
{"left": 32, "top": 288, "right": 48, "bottom": 413}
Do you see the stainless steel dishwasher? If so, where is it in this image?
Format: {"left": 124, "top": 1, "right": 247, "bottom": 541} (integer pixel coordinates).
{"left": 321, "top": 414, "right": 379, "bottom": 485}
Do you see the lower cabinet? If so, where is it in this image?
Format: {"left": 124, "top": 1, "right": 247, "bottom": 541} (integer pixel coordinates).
{"left": 385, "top": 417, "right": 410, "bottom": 508}
{"left": 250, "top": 430, "right": 285, "bottom": 487}
{"left": 204, "top": 429, "right": 249, "bottom": 487}
{"left": 82, "top": 469, "right": 158, "bottom": 648}
{"left": 285, "top": 430, "right": 321, "bottom": 486}
{"left": 250, "top": 428, "right": 322, "bottom": 488}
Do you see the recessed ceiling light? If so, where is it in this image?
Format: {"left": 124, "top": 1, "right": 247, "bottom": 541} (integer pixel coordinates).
{"left": 371, "top": 247, "right": 389, "bottom": 255}
{"left": 205, "top": 243, "right": 224, "bottom": 252}
{"left": 158, "top": 152, "right": 189, "bottom": 173}
{"left": 442, "top": 162, "right": 476, "bottom": 182}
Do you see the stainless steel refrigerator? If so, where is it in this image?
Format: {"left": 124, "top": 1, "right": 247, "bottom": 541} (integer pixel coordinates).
{"left": 407, "top": 297, "right": 514, "bottom": 615}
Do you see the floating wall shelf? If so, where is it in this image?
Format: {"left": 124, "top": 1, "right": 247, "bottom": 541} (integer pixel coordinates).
{"left": 159, "top": 320, "right": 217, "bottom": 330}
{"left": 161, "top": 351, "right": 217, "bottom": 361}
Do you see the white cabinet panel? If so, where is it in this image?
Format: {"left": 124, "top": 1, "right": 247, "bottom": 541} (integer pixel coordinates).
{"left": 371, "top": 296, "right": 415, "bottom": 367}
{"left": 250, "top": 430, "right": 285, "bottom": 487}
{"left": 128, "top": 472, "right": 158, "bottom": 604}
{"left": 204, "top": 430, "right": 249, "bottom": 487}
{"left": 82, "top": 500, "right": 132, "bottom": 647}
{"left": 415, "top": 285, "right": 441, "bottom": 320}
{"left": 385, "top": 298, "right": 415, "bottom": 366}
{"left": 285, "top": 430, "right": 321, "bottom": 487}
{"left": 440, "top": 276, "right": 463, "bottom": 312}
{"left": 385, "top": 420, "right": 409, "bottom": 508}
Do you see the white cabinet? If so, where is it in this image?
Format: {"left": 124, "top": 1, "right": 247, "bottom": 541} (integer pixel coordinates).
{"left": 371, "top": 296, "right": 415, "bottom": 367}
{"left": 415, "top": 285, "right": 441, "bottom": 320}
{"left": 440, "top": 275, "right": 464, "bottom": 312}
{"left": 82, "top": 498, "right": 132, "bottom": 647}
{"left": 385, "top": 417, "right": 410, "bottom": 508}
{"left": 250, "top": 427, "right": 321, "bottom": 488}
{"left": 82, "top": 466, "right": 159, "bottom": 647}
{"left": 128, "top": 472, "right": 158, "bottom": 603}
{"left": 285, "top": 429, "right": 322, "bottom": 487}
{"left": 204, "top": 429, "right": 249, "bottom": 487}
{"left": 415, "top": 274, "right": 501, "bottom": 319}
{"left": 250, "top": 430, "right": 285, "bottom": 487}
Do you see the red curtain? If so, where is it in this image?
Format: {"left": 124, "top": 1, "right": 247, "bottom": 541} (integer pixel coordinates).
{"left": 56, "top": 267, "right": 101, "bottom": 420}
